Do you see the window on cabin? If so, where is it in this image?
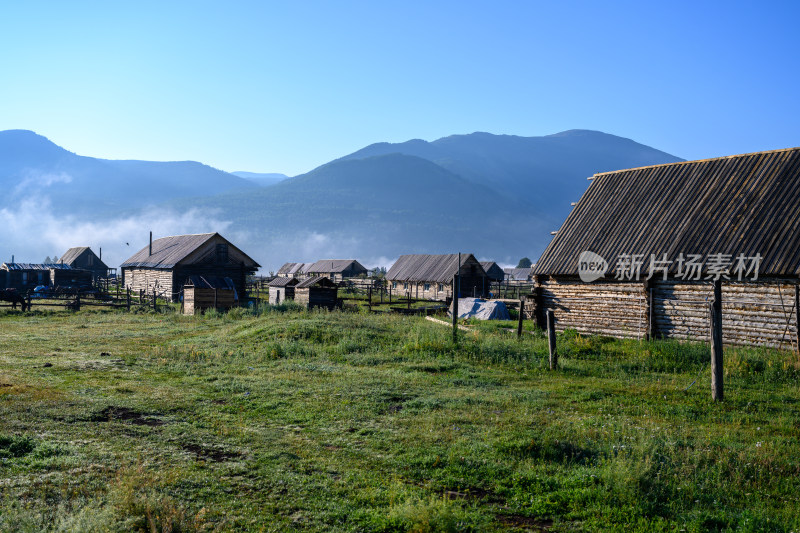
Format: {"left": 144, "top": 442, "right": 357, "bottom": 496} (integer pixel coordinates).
{"left": 403, "top": 283, "right": 408, "bottom": 290}
{"left": 22, "top": 273, "right": 27, "bottom": 284}
{"left": 438, "top": 284, "right": 443, "bottom": 291}
{"left": 424, "top": 283, "right": 430, "bottom": 291}
{"left": 392, "top": 282, "right": 397, "bottom": 289}
{"left": 37, "top": 272, "right": 43, "bottom": 283}
{"left": 88, "top": 255, "right": 94, "bottom": 266}
{"left": 216, "top": 243, "right": 228, "bottom": 263}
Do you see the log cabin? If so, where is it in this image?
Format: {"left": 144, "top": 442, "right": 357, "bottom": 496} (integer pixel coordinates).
{"left": 303, "top": 259, "right": 368, "bottom": 282}
{"left": 480, "top": 262, "right": 506, "bottom": 283}
{"left": 294, "top": 276, "right": 338, "bottom": 310}
{"left": 59, "top": 247, "right": 110, "bottom": 281}
{"left": 120, "top": 233, "right": 260, "bottom": 303}
{"left": 268, "top": 276, "right": 299, "bottom": 304}
{"left": 386, "top": 254, "right": 489, "bottom": 301}
{"left": 531, "top": 147, "right": 800, "bottom": 348}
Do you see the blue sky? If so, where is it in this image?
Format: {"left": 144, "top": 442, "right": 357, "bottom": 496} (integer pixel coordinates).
{"left": 1, "top": 1, "right": 798, "bottom": 176}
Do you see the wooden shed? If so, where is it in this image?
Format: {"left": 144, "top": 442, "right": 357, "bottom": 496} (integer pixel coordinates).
{"left": 0, "top": 263, "right": 74, "bottom": 292}
{"left": 268, "top": 277, "right": 299, "bottom": 305}
{"left": 58, "top": 247, "right": 110, "bottom": 281}
{"left": 120, "top": 233, "right": 260, "bottom": 302}
{"left": 386, "top": 254, "right": 488, "bottom": 301}
{"left": 294, "top": 277, "right": 338, "bottom": 310}
{"left": 183, "top": 275, "right": 238, "bottom": 315}
{"left": 50, "top": 267, "right": 93, "bottom": 288}
{"left": 304, "top": 259, "right": 368, "bottom": 282}
{"left": 531, "top": 147, "right": 800, "bottom": 348}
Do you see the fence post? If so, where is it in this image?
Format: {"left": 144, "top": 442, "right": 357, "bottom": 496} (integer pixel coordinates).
{"left": 153, "top": 288, "right": 157, "bottom": 311}
{"left": 710, "top": 279, "right": 723, "bottom": 401}
{"left": 517, "top": 297, "right": 524, "bottom": 338}
{"left": 214, "top": 288, "right": 218, "bottom": 310}
{"left": 75, "top": 292, "right": 81, "bottom": 311}
{"left": 452, "top": 274, "right": 459, "bottom": 344}
{"left": 127, "top": 288, "right": 131, "bottom": 311}
{"left": 547, "top": 309, "right": 557, "bottom": 369}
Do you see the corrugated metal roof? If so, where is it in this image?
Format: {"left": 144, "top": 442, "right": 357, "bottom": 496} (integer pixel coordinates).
{"left": 386, "top": 254, "right": 482, "bottom": 283}
{"left": 305, "top": 259, "right": 367, "bottom": 274}
{"left": 533, "top": 147, "right": 800, "bottom": 276}
{"left": 1, "top": 263, "right": 73, "bottom": 271}
{"left": 268, "top": 277, "right": 299, "bottom": 287}
{"left": 480, "top": 262, "right": 506, "bottom": 281}
{"left": 120, "top": 233, "right": 259, "bottom": 269}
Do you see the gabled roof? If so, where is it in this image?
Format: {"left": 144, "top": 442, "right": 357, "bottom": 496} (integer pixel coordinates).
{"left": 59, "top": 247, "right": 90, "bottom": 265}
{"left": 277, "top": 262, "right": 306, "bottom": 276}
{"left": 508, "top": 267, "right": 533, "bottom": 281}
{"left": 296, "top": 276, "right": 337, "bottom": 288}
{"left": 120, "top": 233, "right": 259, "bottom": 269}
{"left": 480, "top": 261, "right": 506, "bottom": 281}
{"left": 533, "top": 147, "right": 800, "bottom": 276}
{"left": 387, "top": 254, "right": 483, "bottom": 283}
{"left": 1, "top": 263, "right": 72, "bottom": 271}
{"left": 304, "top": 259, "right": 367, "bottom": 275}
{"left": 268, "top": 277, "right": 300, "bottom": 287}
{"left": 59, "top": 246, "right": 108, "bottom": 269}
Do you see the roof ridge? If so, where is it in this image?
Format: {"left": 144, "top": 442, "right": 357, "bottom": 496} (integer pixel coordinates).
{"left": 593, "top": 146, "right": 800, "bottom": 178}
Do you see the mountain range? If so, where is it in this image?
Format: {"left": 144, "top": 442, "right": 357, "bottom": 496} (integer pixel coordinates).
{"left": 0, "top": 129, "right": 683, "bottom": 270}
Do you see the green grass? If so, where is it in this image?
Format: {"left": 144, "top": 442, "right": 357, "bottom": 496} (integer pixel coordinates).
{"left": 0, "top": 307, "right": 799, "bottom": 531}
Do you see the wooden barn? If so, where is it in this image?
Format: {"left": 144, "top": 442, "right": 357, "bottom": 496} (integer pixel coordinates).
{"left": 120, "top": 233, "right": 260, "bottom": 302}
{"left": 506, "top": 267, "right": 534, "bottom": 283}
{"left": 304, "top": 259, "right": 368, "bottom": 282}
{"left": 531, "top": 147, "right": 800, "bottom": 348}
{"left": 0, "top": 263, "right": 77, "bottom": 292}
{"left": 386, "top": 254, "right": 489, "bottom": 301}
{"left": 294, "top": 277, "right": 338, "bottom": 310}
{"left": 480, "top": 262, "right": 506, "bottom": 283}
{"left": 59, "top": 247, "right": 110, "bottom": 281}
{"left": 268, "top": 277, "right": 299, "bottom": 305}
{"left": 276, "top": 262, "right": 308, "bottom": 278}
{"left": 183, "top": 275, "right": 238, "bottom": 315}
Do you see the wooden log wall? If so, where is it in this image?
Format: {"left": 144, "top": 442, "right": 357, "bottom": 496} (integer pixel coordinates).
{"left": 295, "top": 287, "right": 337, "bottom": 310}
{"left": 538, "top": 278, "right": 647, "bottom": 339}
{"left": 123, "top": 268, "right": 173, "bottom": 299}
{"left": 652, "top": 279, "right": 798, "bottom": 349}
{"left": 535, "top": 276, "right": 799, "bottom": 349}
{"left": 184, "top": 288, "right": 236, "bottom": 315}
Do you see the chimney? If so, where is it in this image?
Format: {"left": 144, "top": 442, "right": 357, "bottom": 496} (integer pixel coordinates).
{"left": 99, "top": 247, "right": 102, "bottom": 261}
{"left": 149, "top": 232, "right": 152, "bottom": 256}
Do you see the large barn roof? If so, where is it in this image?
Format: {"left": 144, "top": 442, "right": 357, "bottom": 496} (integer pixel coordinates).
{"left": 387, "top": 254, "right": 482, "bottom": 283}
{"left": 59, "top": 246, "right": 108, "bottom": 268}
{"left": 305, "top": 259, "right": 367, "bottom": 274}
{"left": 120, "top": 233, "right": 259, "bottom": 269}
{"left": 533, "top": 147, "right": 800, "bottom": 277}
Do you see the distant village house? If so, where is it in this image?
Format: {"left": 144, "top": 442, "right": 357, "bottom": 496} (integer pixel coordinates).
{"left": 120, "top": 232, "right": 259, "bottom": 303}
{"left": 386, "top": 254, "right": 489, "bottom": 301}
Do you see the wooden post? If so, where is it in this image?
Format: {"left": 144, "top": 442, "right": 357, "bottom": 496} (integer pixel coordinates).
{"left": 214, "top": 288, "right": 218, "bottom": 310}
{"left": 26, "top": 293, "right": 31, "bottom": 312}
{"left": 127, "top": 288, "right": 131, "bottom": 311}
{"left": 153, "top": 288, "right": 157, "bottom": 311}
{"left": 517, "top": 297, "right": 524, "bottom": 338}
{"left": 75, "top": 292, "right": 81, "bottom": 311}
{"left": 452, "top": 274, "right": 459, "bottom": 343}
{"left": 710, "top": 279, "right": 723, "bottom": 401}
{"left": 547, "top": 309, "right": 557, "bottom": 369}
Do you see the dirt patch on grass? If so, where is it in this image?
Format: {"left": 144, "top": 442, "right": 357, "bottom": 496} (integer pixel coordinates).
{"left": 91, "top": 406, "right": 165, "bottom": 426}
{"left": 181, "top": 442, "right": 241, "bottom": 462}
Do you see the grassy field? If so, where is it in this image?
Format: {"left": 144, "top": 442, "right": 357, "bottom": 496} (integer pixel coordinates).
{"left": 1, "top": 306, "right": 799, "bottom": 532}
